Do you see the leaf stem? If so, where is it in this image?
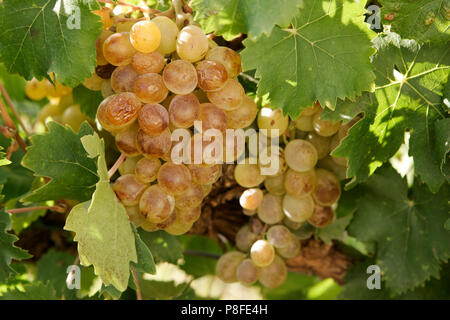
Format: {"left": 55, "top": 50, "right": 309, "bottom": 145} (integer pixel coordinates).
{"left": 6, "top": 205, "right": 66, "bottom": 214}
{"left": 108, "top": 153, "right": 126, "bottom": 179}
{"left": 131, "top": 268, "right": 143, "bottom": 300}
{"left": 0, "top": 99, "right": 27, "bottom": 152}
{"left": 0, "top": 83, "right": 31, "bottom": 137}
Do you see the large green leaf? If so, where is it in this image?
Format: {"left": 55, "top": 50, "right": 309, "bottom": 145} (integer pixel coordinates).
{"left": 0, "top": 209, "right": 31, "bottom": 283}
{"left": 241, "top": 0, "right": 376, "bottom": 118}
{"left": 0, "top": 0, "right": 102, "bottom": 87}
{"left": 334, "top": 33, "right": 450, "bottom": 191}
{"left": 72, "top": 85, "right": 103, "bottom": 119}
{"left": 191, "top": 0, "right": 303, "bottom": 40}
{"left": 64, "top": 132, "right": 137, "bottom": 292}
{"left": 348, "top": 165, "right": 450, "bottom": 294}
{"left": 131, "top": 226, "right": 156, "bottom": 275}
{"left": 21, "top": 121, "right": 98, "bottom": 202}
{"left": 379, "top": 0, "right": 450, "bottom": 44}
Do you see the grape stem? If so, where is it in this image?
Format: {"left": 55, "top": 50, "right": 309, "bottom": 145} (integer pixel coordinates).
{"left": 108, "top": 153, "right": 126, "bottom": 179}
{"left": 6, "top": 205, "right": 66, "bottom": 214}
{"left": 0, "top": 98, "right": 27, "bottom": 153}
{"left": 172, "top": 0, "right": 193, "bottom": 27}
{"left": 0, "top": 83, "right": 31, "bottom": 137}
{"left": 131, "top": 268, "right": 143, "bottom": 300}
{"left": 184, "top": 249, "right": 221, "bottom": 259}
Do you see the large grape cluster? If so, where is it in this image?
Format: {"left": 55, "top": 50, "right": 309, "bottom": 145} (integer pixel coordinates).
{"left": 215, "top": 103, "right": 360, "bottom": 288}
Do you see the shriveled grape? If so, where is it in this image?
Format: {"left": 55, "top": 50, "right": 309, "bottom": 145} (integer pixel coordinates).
{"left": 196, "top": 60, "right": 228, "bottom": 92}
{"left": 111, "top": 65, "right": 138, "bottom": 93}
{"left": 169, "top": 94, "right": 200, "bottom": 128}
{"left": 103, "top": 32, "right": 136, "bottom": 66}
{"left": 131, "top": 51, "right": 165, "bottom": 74}
{"left": 312, "top": 168, "right": 341, "bottom": 206}
{"left": 138, "top": 103, "right": 169, "bottom": 136}
{"left": 135, "top": 157, "right": 161, "bottom": 183}
{"left": 308, "top": 205, "right": 335, "bottom": 228}
{"left": 113, "top": 174, "right": 147, "bottom": 206}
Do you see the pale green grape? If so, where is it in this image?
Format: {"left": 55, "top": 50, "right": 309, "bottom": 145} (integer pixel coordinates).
{"left": 306, "top": 132, "right": 330, "bottom": 159}
{"left": 257, "top": 107, "right": 289, "bottom": 138}
{"left": 284, "top": 139, "right": 318, "bottom": 172}
{"left": 312, "top": 111, "right": 341, "bottom": 137}
{"left": 216, "top": 251, "right": 246, "bottom": 283}
{"left": 152, "top": 16, "right": 179, "bottom": 55}
{"left": 264, "top": 174, "right": 286, "bottom": 196}
{"left": 276, "top": 237, "right": 301, "bottom": 259}
{"left": 282, "top": 194, "right": 314, "bottom": 223}
{"left": 257, "top": 193, "right": 284, "bottom": 224}
{"left": 266, "top": 225, "right": 292, "bottom": 249}
{"left": 259, "top": 256, "right": 287, "bottom": 288}
{"left": 237, "top": 259, "right": 260, "bottom": 286}
{"left": 235, "top": 225, "right": 259, "bottom": 252}
{"left": 234, "top": 159, "right": 265, "bottom": 188}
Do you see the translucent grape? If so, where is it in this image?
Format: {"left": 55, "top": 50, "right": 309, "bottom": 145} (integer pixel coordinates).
{"left": 234, "top": 160, "right": 265, "bottom": 188}
{"left": 312, "top": 111, "right": 342, "bottom": 137}
{"left": 250, "top": 240, "right": 275, "bottom": 267}
{"left": 113, "top": 174, "right": 147, "bottom": 206}
{"left": 175, "top": 184, "right": 204, "bottom": 209}
{"left": 257, "top": 194, "right": 284, "bottom": 224}
{"left": 216, "top": 251, "right": 246, "bottom": 283}
{"left": 259, "top": 256, "right": 287, "bottom": 288}
{"left": 131, "top": 51, "right": 165, "bottom": 74}
{"left": 306, "top": 132, "right": 330, "bottom": 159}
{"left": 235, "top": 225, "right": 259, "bottom": 252}
{"left": 205, "top": 46, "right": 242, "bottom": 78}
{"left": 169, "top": 94, "right": 201, "bottom": 128}
{"left": 130, "top": 20, "right": 161, "bottom": 53}
{"left": 177, "top": 206, "right": 202, "bottom": 225}
{"left": 139, "top": 185, "right": 175, "bottom": 224}
{"left": 111, "top": 65, "right": 138, "bottom": 93}
{"left": 135, "top": 157, "right": 161, "bottom": 183}
{"left": 225, "top": 95, "right": 258, "bottom": 129}
{"left": 163, "top": 60, "right": 198, "bottom": 95}
{"left": 152, "top": 16, "right": 179, "bottom": 55}
{"left": 61, "top": 105, "right": 87, "bottom": 132}
{"left": 206, "top": 79, "right": 244, "bottom": 111}
{"left": 176, "top": 25, "right": 209, "bottom": 62}
{"left": 138, "top": 103, "right": 169, "bottom": 136}
{"left": 308, "top": 205, "right": 335, "bottom": 228}
{"left": 198, "top": 103, "right": 228, "bottom": 132}
{"left": 188, "top": 164, "right": 222, "bottom": 185}
{"left": 119, "top": 156, "right": 142, "bottom": 175}
{"left": 196, "top": 60, "right": 228, "bottom": 92}
{"left": 237, "top": 259, "right": 260, "bottom": 286}
{"left": 83, "top": 73, "right": 104, "bottom": 91}
{"left": 134, "top": 73, "right": 169, "bottom": 104}
{"left": 284, "top": 139, "right": 318, "bottom": 172}
{"left": 284, "top": 169, "right": 316, "bottom": 198}
{"left": 239, "top": 188, "right": 264, "bottom": 211}
{"left": 267, "top": 225, "right": 292, "bottom": 249}
{"left": 257, "top": 107, "right": 289, "bottom": 138}
{"left": 97, "top": 93, "right": 142, "bottom": 133}
{"left": 276, "top": 237, "right": 301, "bottom": 259}
{"left": 136, "top": 127, "right": 172, "bottom": 158}
{"left": 282, "top": 194, "right": 314, "bottom": 223}
{"left": 312, "top": 169, "right": 341, "bottom": 206}
{"left": 96, "top": 30, "right": 114, "bottom": 66}
{"left": 264, "top": 174, "right": 286, "bottom": 196}
{"left": 294, "top": 114, "right": 313, "bottom": 132}
{"left": 158, "top": 162, "right": 192, "bottom": 195}
{"left": 103, "top": 32, "right": 136, "bottom": 66}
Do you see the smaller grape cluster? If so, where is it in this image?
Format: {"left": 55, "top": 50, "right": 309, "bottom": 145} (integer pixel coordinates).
{"left": 215, "top": 103, "right": 359, "bottom": 288}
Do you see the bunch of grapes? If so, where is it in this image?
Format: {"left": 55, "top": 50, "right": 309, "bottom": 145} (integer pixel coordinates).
{"left": 215, "top": 103, "right": 359, "bottom": 288}
{"left": 88, "top": 9, "right": 257, "bottom": 236}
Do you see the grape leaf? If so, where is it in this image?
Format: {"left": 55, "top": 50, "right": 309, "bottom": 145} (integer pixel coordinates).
{"left": 64, "top": 132, "right": 137, "bottom": 292}
{"left": 21, "top": 121, "right": 98, "bottom": 202}
{"left": 0, "top": 147, "right": 10, "bottom": 167}
{"left": 379, "top": 0, "right": 450, "bottom": 44}
{"left": 131, "top": 226, "right": 156, "bottom": 275}
{"left": 348, "top": 165, "right": 450, "bottom": 294}
{"left": 191, "top": 0, "right": 303, "bottom": 40}
{"left": 0, "top": 209, "right": 31, "bottom": 283}
{"left": 241, "top": 0, "right": 376, "bottom": 118}
{"left": 315, "top": 214, "right": 352, "bottom": 244}
{"left": 334, "top": 33, "right": 450, "bottom": 191}
{"left": 138, "top": 230, "right": 183, "bottom": 264}
{"left": 0, "top": 281, "right": 58, "bottom": 300}
{"left": 320, "top": 93, "right": 374, "bottom": 124}
{"left": 433, "top": 118, "right": 450, "bottom": 181}
{"left": 72, "top": 85, "right": 103, "bottom": 119}
{"left": 0, "top": 0, "right": 102, "bottom": 87}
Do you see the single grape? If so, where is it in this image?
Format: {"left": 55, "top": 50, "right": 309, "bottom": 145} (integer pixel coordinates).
{"left": 294, "top": 114, "right": 314, "bottom": 132}
{"left": 207, "top": 79, "right": 244, "bottom": 111}
{"left": 158, "top": 162, "right": 192, "bottom": 195}
{"left": 234, "top": 160, "right": 265, "bottom": 188}
{"left": 136, "top": 127, "right": 172, "bottom": 158}
{"left": 308, "top": 205, "right": 335, "bottom": 228}
{"left": 134, "top": 73, "right": 169, "bottom": 104}
{"left": 312, "top": 168, "right": 341, "bottom": 206}
{"left": 276, "top": 237, "right": 301, "bottom": 259}
{"left": 83, "top": 73, "right": 104, "bottom": 91}
{"left": 225, "top": 95, "right": 258, "bottom": 129}
{"left": 284, "top": 139, "right": 318, "bottom": 172}
{"left": 132, "top": 51, "right": 165, "bottom": 74}
{"left": 96, "top": 30, "right": 114, "bottom": 66}
{"left": 103, "top": 32, "right": 136, "bottom": 66}
{"left": 130, "top": 20, "right": 161, "bottom": 53}
{"left": 257, "top": 193, "right": 284, "bottom": 225}
{"left": 264, "top": 174, "right": 286, "bottom": 196}
{"left": 175, "top": 184, "right": 204, "bottom": 209}
{"left": 239, "top": 188, "right": 264, "bottom": 211}
{"left": 98, "top": 93, "right": 142, "bottom": 132}
{"left": 216, "top": 251, "right": 246, "bottom": 283}
{"left": 312, "top": 111, "right": 341, "bottom": 137}
{"left": 235, "top": 225, "right": 259, "bottom": 252}
{"left": 111, "top": 65, "right": 138, "bottom": 93}
{"left": 250, "top": 240, "right": 275, "bottom": 267}
{"left": 101, "top": 79, "right": 115, "bottom": 98}
{"left": 188, "top": 164, "right": 222, "bottom": 185}
{"left": 198, "top": 103, "right": 228, "bottom": 132}
{"left": 138, "top": 103, "right": 169, "bottom": 136}
{"left": 176, "top": 25, "right": 209, "bottom": 62}
{"left": 119, "top": 155, "right": 142, "bottom": 175}
{"left": 177, "top": 206, "right": 202, "bottom": 225}
{"left": 259, "top": 255, "right": 287, "bottom": 288}
{"left": 61, "top": 105, "right": 87, "bottom": 132}
{"left": 196, "top": 60, "right": 228, "bottom": 92}
{"left": 284, "top": 169, "right": 316, "bottom": 198}
{"left": 125, "top": 205, "right": 146, "bottom": 228}
{"left": 152, "top": 16, "right": 179, "bottom": 55}
{"left": 257, "top": 107, "right": 289, "bottom": 138}
{"left": 205, "top": 46, "right": 242, "bottom": 78}
{"left": 163, "top": 60, "right": 198, "bottom": 95}
{"left": 139, "top": 185, "right": 175, "bottom": 224}
{"left": 282, "top": 194, "right": 314, "bottom": 223}
{"left": 135, "top": 157, "right": 161, "bottom": 183}
{"left": 237, "top": 259, "right": 260, "bottom": 286}
{"left": 306, "top": 132, "right": 330, "bottom": 159}
{"left": 113, "top": 174, "right": 148, "bottom": 206}
{"left": 267, "top": 225, "right": 292, "bottom": 249}
{"left": 169, "top": 94, "right": 201, "bottom": 128}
